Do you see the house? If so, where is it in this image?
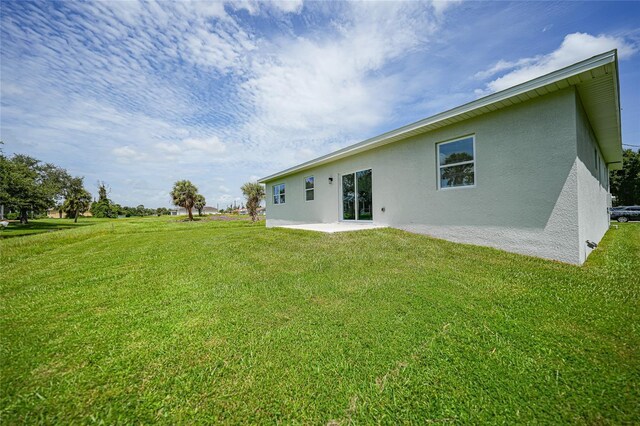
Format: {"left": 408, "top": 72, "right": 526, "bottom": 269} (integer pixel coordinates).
{"left": 170, "top": 206, "right": 218, "bottom": 216}
{"left": 46, "top": 208, "right": 92, "bottom": 219}
{"left": 201, "top": 206, "right": 219, "bottom": 215}
{"left": 259, "top": 51, "right": 623, "bottom": 265}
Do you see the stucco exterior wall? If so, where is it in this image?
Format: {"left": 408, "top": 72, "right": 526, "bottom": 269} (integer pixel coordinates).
{"left": 265, "top": 88, "right": 586, "bottom": 264}
{"left": 575, "top": 93, "right": 611, "bottom": 263}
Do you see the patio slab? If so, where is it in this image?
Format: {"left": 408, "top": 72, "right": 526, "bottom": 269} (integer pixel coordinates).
{"left": 278, "top": 222, "right": 387, "bottom": 233}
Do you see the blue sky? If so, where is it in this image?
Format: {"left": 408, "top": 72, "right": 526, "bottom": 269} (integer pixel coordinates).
{"left": 1, "top": 1, "right": 639, "bottom": 208}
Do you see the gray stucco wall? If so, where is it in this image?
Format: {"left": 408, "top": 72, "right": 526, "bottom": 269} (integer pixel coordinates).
{"left": 576, "top": 93, "right": 611, "bottom": 263}
{"left": 265, "top": 87, "right": 609, "bottom": 264}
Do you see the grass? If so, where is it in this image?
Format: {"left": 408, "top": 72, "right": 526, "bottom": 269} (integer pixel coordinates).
{"left": 0, "top": 218, "right": 96, "bottom": 238}
{"left": 1, "top": 217, "right": 638, "bottom": 423}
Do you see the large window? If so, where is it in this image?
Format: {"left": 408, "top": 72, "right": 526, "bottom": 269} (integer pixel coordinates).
{"left": 272, "top": 183, "right": 285, "bottom": 205}
{"left": 342, "top": 169, "right": 373, "bottom": 221}
{"left": 304, "top": 176, "right": 314, "bottom": 201}
{"left": 437, "top": 136, "right": 475, "bottom": 189}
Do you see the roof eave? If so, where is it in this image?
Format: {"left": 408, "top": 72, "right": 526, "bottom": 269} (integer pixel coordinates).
{"left": 259, "top": 50, "right": 621, "bottom": 182}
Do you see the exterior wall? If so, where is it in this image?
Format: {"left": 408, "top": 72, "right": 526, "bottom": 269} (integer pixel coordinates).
{"left": 47, "top": 210, "right": 92, "bottom": 218}
{"left": 575, "top": 93, "right": 611, "bottom": 263}
{"left": 265, "top": 88, "right": 586, "bottom": 264}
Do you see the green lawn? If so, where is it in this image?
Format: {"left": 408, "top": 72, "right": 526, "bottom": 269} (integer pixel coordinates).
{"left": 0, "top": 218, "right": 96, "bottom": 238}
{"left": 1, "top": 217, "right": 638, "bottom": 423}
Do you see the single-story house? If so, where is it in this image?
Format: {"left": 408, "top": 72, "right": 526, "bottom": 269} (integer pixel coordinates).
{"left": 170, "top": 206, "right": 219, "bottom": 216}
{"left": 47, "top": 208, "right": 92, "bottom": 219}
{"left": 259, "top": 50, "right": 623, "bottom": 265}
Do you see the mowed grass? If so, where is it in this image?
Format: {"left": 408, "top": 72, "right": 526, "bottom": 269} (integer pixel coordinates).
{"left": 1, "top": 217, "right": 638, "bottom": 424}
{"left": 0, "top": 218, "right": 97, "bottom": 238}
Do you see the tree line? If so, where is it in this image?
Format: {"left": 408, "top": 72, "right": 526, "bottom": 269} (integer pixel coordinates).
{"left": 0, "top": 147, "right": 267, "bottom": 224}
{"left": 0, "top": 148, "right": 172, "bottom": 223}
{"left": 0, "top": 150, "right": 92, "bottom": 224}
{"left": 610, "top": 149, "right": 640, "bottom": 206}
{"left": 170, "top": 180, "right": 265, "bottom": 222}
{"left": 87, "top": 182, "right": 170, "bottom": 218}
{"left": 7, "top": 145, "right": 636, "bottom": 222}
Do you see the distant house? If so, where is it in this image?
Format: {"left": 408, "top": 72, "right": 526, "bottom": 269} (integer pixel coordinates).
{"left": 201, "top": 206, "right": 219, "bottom": 215}
{"left": 170, "top": 206, "right": 218, "bottom": 216}
{"left": 259, "top": 51, "right": 623, "bottom": 265}
{"left": 47, "top": 208, "right": 92, "bottom": 219}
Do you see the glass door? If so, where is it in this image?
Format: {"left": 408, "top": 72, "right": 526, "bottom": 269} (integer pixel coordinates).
{"left": 341, "top": 169, "right": 372, "bottom": 221}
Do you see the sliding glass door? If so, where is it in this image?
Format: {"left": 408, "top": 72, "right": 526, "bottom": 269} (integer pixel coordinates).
{"left": 341, "top": 169, "right": 373, "bottom": 221}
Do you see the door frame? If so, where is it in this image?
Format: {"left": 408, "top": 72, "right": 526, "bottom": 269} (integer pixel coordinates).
{"left": 339, "top": 167, "right": 373, "bottom": 222}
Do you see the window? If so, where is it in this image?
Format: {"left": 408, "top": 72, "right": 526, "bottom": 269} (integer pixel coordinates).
{"left": 304, "top": 176, "right": 314, "bottom": 201}
{"left": 437, "top": 136, "right": 475, "bottom": 189}
{"left": 272, "top": 183, "right": 285, "bottom": 205}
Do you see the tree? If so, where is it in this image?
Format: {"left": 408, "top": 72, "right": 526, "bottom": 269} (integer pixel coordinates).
{"left": 90, "top": 181, "right": 118, "bottom": 218}
{"left": 241, "top": 182, "right": 265, "bottom": 222}
{"left": 62, "top": 177, "right": 92, "bottom": 223}
{"left": 440, "top": 152, "right": 474, "bottom": 188}
{"left": 610, "top": 149, "right": 640, "bottom": 206}
{"left": 194, "top": 194, "right": 206, "bottom": 216}
{"left": 0, "top": 153, "right": 71, "bottom": 223}
{"left": 170, "top": 180, "right": 198, "bottom": 221}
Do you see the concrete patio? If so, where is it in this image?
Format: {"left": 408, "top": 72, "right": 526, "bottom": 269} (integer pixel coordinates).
{"left": 278, "top": 222, "right": 387, "bottom": 233}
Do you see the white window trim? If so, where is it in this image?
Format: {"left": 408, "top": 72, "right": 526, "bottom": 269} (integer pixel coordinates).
{"left": 272, "top": 183, "right": 286, "bottom": 205}
{"left": 304, "top": 176, "right": 314, "bottom": 202}
{"left": 436, "top": 135, "right": 477, "bottom": 191}
{"left": 339, "top": 167, "right": 374, "bottom": 222}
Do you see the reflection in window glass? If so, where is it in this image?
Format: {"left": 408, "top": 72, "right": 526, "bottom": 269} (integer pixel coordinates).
{"left": 356, "top": 169, "right": 373, "bottom": 220}
{"left": 272, "top": 183, "right": 286, "bottom": 204}
{"left": 437, "top": 137, "right": 475, "bottom": 189}
{"left": 342, "top": 174, "right": 355, "bottom": 220}
{"left": 305, "top": 176, "right": 314, "bottom": 201}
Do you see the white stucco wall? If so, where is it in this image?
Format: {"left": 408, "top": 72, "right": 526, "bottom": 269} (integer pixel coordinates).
{"left": 575, "top": 94, "right": 611, "bottom": 263}
{"left": 265, "top": 87, "right": 597, "bottom": 264}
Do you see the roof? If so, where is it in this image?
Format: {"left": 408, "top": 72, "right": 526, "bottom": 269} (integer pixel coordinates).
{"left": 259, "top": 49, "right": 623, "bottom": 183}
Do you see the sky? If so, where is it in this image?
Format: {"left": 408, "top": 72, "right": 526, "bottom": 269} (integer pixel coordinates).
{"left": 1, "top": 1, "right": 639, "bottom": 208}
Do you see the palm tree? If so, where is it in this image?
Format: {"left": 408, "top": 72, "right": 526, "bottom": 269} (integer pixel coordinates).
{"left": 241, "top": 182, "right": 265, "bottom": 222}
{"left": 194, "top": 194, "right": 206, "bottom": 216}
{"left": 62, "top": 177, "right": 92, "bottom": 223}
{"left": 170, "top": 180, "right": 199, "bottom": 221}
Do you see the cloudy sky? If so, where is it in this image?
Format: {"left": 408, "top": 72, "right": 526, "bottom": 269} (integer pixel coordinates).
{"left": 1, "top": 1, "right": 639, "bottom": 208}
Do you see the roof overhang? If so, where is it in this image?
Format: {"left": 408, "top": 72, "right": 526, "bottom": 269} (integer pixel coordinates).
{"left": 260, "top": 50, "right": 623, "bottom": 183}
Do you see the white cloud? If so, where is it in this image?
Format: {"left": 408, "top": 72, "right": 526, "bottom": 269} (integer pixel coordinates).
{"left": 113, "top": 146, "right": 139, "bottom": 158}
{"left": 183, "top": 136, "right": 227, "bottom": 154}
{"left": 477, "top": 32, "right": 638, "bottom": 94}
{"left": 218, "top": 185, "right": 230, "bottom": 193}
{"left": 156, "top": 142, "right": 182, "bottom": 155}
{"left": 235, "top": 1, "right": 450, "bottom": 169}
{"left": 1, "top": 0, "right": 462, "bottom": 207}
{"left": 474, "top": 56, "right": 542, "bottom": 80}
{"left": 431, "top": 0, "right": 462, "bottom": 18}
{"left": 270, "top": 0, "right": 303, "bottom": 14}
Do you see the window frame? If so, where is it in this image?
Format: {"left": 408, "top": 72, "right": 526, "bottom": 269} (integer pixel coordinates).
{"left": 436, "top": 135, "right": 477, "bottom": 191}
{"left": 304, "top": 176, "right": 315, "bottom": 202}
{"left": 272, "top": 183, "right": 286, "bottom": 205}
{"left": 339, "top": 167, "right": 374, "bottom": 222}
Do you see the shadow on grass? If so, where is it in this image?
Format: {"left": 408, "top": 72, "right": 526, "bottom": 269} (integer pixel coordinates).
{"left": 0, "top": 220, "right": 96, "bottom": 239}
